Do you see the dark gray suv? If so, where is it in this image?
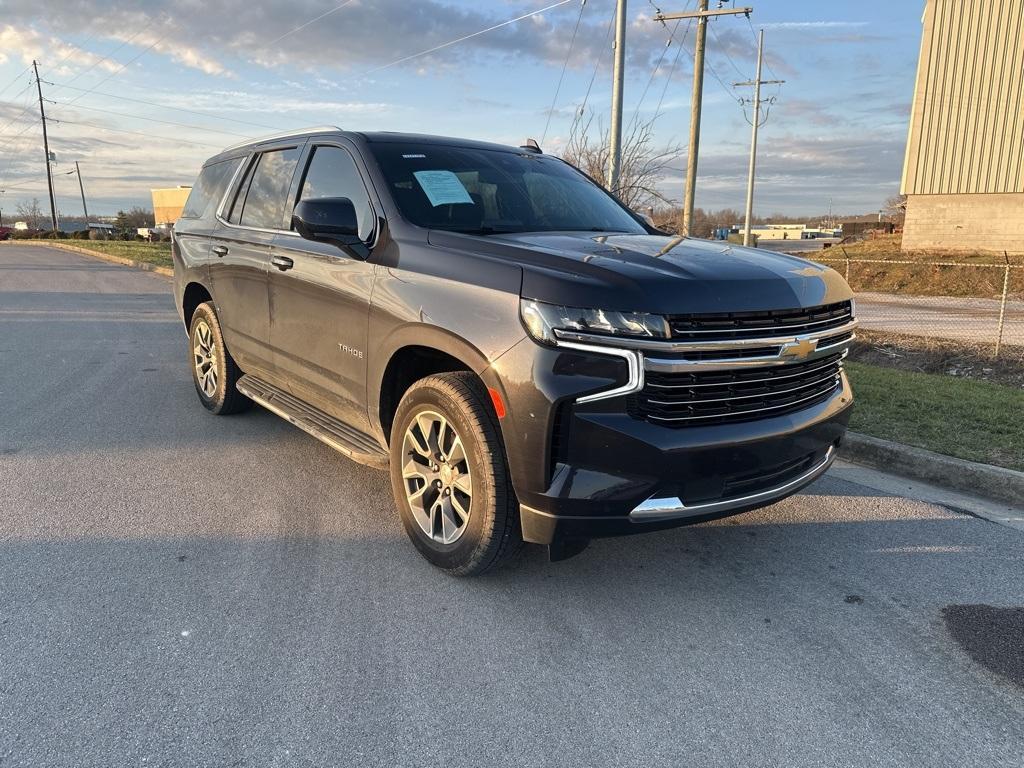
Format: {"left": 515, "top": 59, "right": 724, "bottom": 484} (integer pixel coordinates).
{"left": 173, "top": 127, "right": 856, "bottom": 575}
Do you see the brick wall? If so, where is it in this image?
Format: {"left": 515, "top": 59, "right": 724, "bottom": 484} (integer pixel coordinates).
{"left": 902, "top": 193, "right": 1024, "bottom": 254}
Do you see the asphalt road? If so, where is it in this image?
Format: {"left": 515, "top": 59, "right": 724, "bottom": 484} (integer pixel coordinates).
{"left": 2, "top": 244, "right": 1023, "bottom": 767}
{"left": 853, "top": 290, "right": 1024, "bottom": 348}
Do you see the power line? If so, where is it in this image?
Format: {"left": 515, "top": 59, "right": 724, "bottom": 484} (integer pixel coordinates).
{"left": 47, "top": 117, "right": 225, "bottom": 150}
{"left": 745, "top": 13, "right": 780, "bottom": 95}
{"left": 45, "top": 30, "right": 101, "bottom": 76}
{"left": 359, "top": 0, "right": 575, "bottom": 77}
{"left": 0, "top": 87, "right": 38, "bottom": 138}
{"left": 60, "top": 33, "right": 169, "bottom": 111}
{"left": 653, "top": 16, "right": 693, "bottom": 118}
{"left": 42, "top": 80, "right": 284, "bottom": 131}
{"left": 632, "top": 21, "right": 682, "bottom": 122}
{"left": 542, "top": 0, "right": 588, "bottom": 146}
{"left": 49, "top": 29, "right": 148, "bottom": 95}
{"left": 46, "top": 100, "right": 251, "bottom": 138}
{"left": 567, "top": 0, "right": 617, "bottom": 146}
{"left": 265, "top": 0, "right": 359, "bottom": 47}
{"left": 707, "top": 18, "right": 748, "bottom": 80}
{"left": 0, "top": 66, "right": 33, "bottom": 100}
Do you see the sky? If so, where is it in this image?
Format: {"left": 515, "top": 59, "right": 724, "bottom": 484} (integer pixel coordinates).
{"left": 0, "top": 0, "right": 924, "bottom": 219}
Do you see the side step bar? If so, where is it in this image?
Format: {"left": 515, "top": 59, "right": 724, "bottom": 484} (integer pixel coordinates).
{"left": 236, "top": 375, "right": 389, "bottom": 469}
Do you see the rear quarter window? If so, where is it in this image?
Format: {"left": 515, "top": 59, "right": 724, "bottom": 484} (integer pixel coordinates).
{"left": 180, "top": 158, "right": 242, "bottom": 219}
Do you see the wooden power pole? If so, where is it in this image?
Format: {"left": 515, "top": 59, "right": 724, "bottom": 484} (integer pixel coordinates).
{"left": 735, "top": 29, "right": 784, "bottom": 246}
{"left": 32, "top": 60, "right": 58, "bottom": 232}
{"left": 655, "top": 2, "right": 752, "bottom": 236}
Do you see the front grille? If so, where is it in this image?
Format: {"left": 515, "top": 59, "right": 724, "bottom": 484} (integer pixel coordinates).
{"left": 666, "top": 301, "right": 852, "bottom": 341}
{"left": 632, "top": 352, "right": 844, "bottom": 426}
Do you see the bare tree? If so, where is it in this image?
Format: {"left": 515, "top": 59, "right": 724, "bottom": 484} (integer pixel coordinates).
{"left": 16, "top": 198, "right": 44, "bottom": 231}
{"left": 561, "top": 111, "right": 682, "bottom": 212}
{"left": 883, "top": 194, "right": 907, "bottom": 225}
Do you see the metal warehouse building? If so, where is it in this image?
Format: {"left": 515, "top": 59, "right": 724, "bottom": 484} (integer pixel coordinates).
{"left": 900, "top": 0, "right": 1024, "bottom": 253}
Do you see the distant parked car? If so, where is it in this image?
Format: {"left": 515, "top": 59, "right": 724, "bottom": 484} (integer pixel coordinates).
{"left": 0, "top": 226, "right": 12, "bottom": 241}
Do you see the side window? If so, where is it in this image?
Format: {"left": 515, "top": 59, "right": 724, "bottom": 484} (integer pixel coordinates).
{"left": 297, "top": 146, "right": 375, "bottom": 240}
{"left": 181, "top": 158, "right": 241, "bottom": 219}
{"left": 237, "top": 147, "right": 301, "bottom": 230}
{"left": 226, "top": 157, "right": 257, "bottom": 225}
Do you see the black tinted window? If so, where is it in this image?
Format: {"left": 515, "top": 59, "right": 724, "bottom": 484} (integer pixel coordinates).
{"left": 181, "top": 158, "right": 240, "bottom": 219}
{"left": 298, "top": 146, "right": 375, "bottom": 240}
{"left": 238, "top": 147, "right": 301, "bottom": 230}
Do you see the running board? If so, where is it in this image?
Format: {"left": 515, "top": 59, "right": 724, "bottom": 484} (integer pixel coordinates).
{"left": 236, "top": 375, "right": 389, "bottom": 469}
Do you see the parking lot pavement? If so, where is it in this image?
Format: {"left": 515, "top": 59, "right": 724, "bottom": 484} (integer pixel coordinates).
{"left": 2, "top": 244, "right": 1023, "bottom": 768}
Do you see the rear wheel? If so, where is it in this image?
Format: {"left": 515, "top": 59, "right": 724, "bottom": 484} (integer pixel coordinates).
{"left": 188, "top": 302, "right": 250, "bottom": 415}
{"left": 389, "top": 372, "right": 521, "bottom": 575}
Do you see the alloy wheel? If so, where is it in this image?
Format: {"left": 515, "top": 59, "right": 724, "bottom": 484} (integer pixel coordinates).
{"left": 193, "top": 319, "right": 218, "bottom": 397}
{"left": 401, "top": 410, "right": 473, "bottom": 545}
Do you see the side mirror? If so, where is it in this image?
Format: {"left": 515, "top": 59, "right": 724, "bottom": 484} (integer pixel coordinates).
{"left": 292, "top": 197, "right": 368, "bottom": 258}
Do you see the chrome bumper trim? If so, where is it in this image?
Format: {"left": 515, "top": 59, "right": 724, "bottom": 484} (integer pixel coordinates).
{"left": 629, "top": 446, "right": 836, "bottom": 522}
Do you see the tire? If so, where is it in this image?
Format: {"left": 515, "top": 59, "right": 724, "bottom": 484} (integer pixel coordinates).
{"left": 389, "top": 372, "right": 522, "bottom": 576}
{"left": 188, "top": 301, "right": 251, "bottom": 415}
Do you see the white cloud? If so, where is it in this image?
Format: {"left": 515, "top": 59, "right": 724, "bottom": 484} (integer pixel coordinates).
{"left": 0, "top": 25, "right": 122, "bottom": 73}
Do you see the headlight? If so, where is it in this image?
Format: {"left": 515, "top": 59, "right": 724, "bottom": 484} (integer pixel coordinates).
{"left": 520, "top": 298, "right": 670, "bottom": 345}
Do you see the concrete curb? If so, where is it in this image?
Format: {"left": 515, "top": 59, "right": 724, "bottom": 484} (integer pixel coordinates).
{"left": 839, "top": 431, "right": 1024, "bottom": 508}
{"left": 2, "top": 240, "right": 173, "bottom": 277}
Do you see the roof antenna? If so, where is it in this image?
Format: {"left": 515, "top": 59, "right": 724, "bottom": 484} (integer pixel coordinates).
{"left": 520, "top": 138, "right": 542, "bottom": 154}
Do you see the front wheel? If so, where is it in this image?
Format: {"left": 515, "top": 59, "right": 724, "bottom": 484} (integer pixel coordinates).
{"left": 389, "top": 372, "right": 521, "bottom": 576}
{"left": 188, "top": 301, "right": 250, "bottom": 415}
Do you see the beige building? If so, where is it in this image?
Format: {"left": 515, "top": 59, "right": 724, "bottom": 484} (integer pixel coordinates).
{"left": 749, "top": 224, "right": 805, "bottom": 241}
{"left": 900, "top": 0, "right": 1024, "bottom": 253}
{"left": 151, "top": 186, "right": 192, "bottom": 226}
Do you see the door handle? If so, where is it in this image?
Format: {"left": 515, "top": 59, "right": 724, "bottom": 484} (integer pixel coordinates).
{"left": 211, "top": 245, "right": 228, "bottom": 257}
{"left": 271, "top": 255, "right": 294, "bottom": 271}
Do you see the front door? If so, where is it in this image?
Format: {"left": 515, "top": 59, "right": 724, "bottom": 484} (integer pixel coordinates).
{"left": 268, "top": 143, "right": 379, "bottom": 433}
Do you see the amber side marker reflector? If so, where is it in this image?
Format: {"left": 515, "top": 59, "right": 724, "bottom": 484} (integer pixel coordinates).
{"left": 487, "top": 387, "right": 507, "bottom": 419}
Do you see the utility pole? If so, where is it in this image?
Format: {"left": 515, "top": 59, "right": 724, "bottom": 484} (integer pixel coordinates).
{"left": 655, "top": 3, "right": 752, "bottom": 236}
{"left": 32, "top": 60, "right": 58, "bottom": 233}
{"left": 74, "top": 162, "right": 90, "bottom": 224}
{"left": 606, "top": 0, "right": 627, "bottom": 193}
{"left": 734, "top": 29, "right": 784, "bottom": 247}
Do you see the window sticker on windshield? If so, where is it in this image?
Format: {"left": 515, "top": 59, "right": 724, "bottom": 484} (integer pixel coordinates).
{"left": 413, "top": 170, "right": 474, "bottom": 207}
{"left": 403, "top": 154, "right": 426, "bottom": 158}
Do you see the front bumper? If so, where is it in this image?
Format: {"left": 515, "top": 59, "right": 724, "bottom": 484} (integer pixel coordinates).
{"left": 487, "top": 336, "right": 853, "bottom": 546}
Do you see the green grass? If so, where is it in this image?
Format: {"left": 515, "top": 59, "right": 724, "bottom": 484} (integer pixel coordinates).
{"left": 846, "top": 361, "right": 1024, "bottom": 472}
{"left": 24, "top": 239, "right": 173, "bottom": 269}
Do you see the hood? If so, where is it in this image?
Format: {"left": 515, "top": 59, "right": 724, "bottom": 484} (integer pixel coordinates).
{"left": 427, "top": 230, "right": 852, "bottom": 315}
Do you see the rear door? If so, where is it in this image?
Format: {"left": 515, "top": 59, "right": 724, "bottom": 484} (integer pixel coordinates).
{"left": 209, "top": 144, "right": 303, "bottom": 375}
{"left": 174, "top": 157, "right": 242, "bottom": 278}
{"left": 268, "top": 141, "right": 379, "bottom": 432}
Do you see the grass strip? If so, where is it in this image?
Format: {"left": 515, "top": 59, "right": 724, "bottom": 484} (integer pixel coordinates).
{"left": 845, "top": 361, "right": 1024, "bottom": 472}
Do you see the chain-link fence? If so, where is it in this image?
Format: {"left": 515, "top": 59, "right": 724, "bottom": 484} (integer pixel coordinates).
{"left": 807, "top": 254, "right": 1024, "bottom": 362}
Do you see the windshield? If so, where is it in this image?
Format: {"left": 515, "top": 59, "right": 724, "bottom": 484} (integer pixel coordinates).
{"left": 367, "top": 142, "right": 647, "bottom": 235}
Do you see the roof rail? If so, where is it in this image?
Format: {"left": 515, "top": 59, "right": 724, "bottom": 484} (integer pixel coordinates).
{"left": 220, "top": 125, "right": 343, "bottom": 153}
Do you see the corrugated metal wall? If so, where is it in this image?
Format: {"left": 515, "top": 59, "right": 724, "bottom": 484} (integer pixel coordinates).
{"left": 901, "top": 0, "right": 1024, "bottom": 195}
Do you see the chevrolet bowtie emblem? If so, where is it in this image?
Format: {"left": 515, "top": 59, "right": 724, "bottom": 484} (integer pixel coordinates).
{"left": 779, "top": 337, "right": 819, "bottom": 361}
